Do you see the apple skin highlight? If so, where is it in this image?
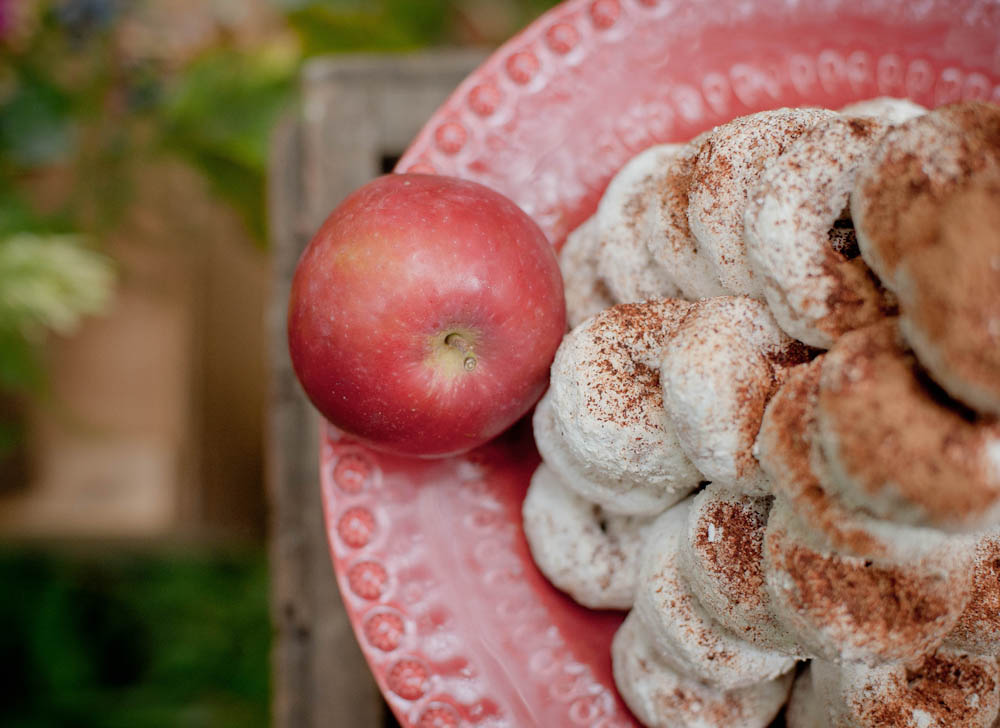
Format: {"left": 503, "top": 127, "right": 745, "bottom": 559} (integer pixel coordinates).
{"left": 288, "top": 173, "right": 567, "bottom": 458}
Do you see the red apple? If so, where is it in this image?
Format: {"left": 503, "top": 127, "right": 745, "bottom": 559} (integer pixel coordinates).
{"left": 287, "top": 173, "right": 566, "bottom": 458}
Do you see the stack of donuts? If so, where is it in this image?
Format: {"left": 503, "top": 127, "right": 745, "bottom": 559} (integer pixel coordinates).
{"left": 522, "top": 98, "right": 1000, "bottom": 727}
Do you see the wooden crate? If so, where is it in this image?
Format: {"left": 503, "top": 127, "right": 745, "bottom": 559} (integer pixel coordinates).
{"left": 267, "top": 51, "right": 486, "bottom": 728}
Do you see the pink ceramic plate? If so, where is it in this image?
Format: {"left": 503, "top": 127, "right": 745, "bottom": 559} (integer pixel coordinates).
{"left": 320, "top": 1, "right": 1000, "bottom": 725}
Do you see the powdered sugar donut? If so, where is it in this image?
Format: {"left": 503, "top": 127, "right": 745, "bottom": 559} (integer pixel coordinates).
{"left": 687, "top": 107, "right": 836, "bottom": 296}
{"left": 680, "top": 484, "right": 802, "bottom": 655}
{"left": 895, "top": 178, "right": 1000, "bottom": 417}
{"left": 659, "top": 296, "right": 813, "bottom": 494}
{"left": 811, "top": 649, "right": 1000, "bottom": 728}
{"left": 852, "top": 101, "right": 1000, "bottom": 289}
{"left": 522, "top": 462, "right": 655, "bottom": 609}
{"left": 763, "top": 496, "right": 973, "bottom": 666}
{"left": 633, "top": 500, "right": 797, "bottom": 690}
{"left": 643, "top": 136, "right": 727, "bottom": 300}
{"left": 758, "top": 362, "right": 975, "bottom": 664}
{"left": 612, "top": 610, "right": 794, "bottom": 728}
{"left": 785, "top": 666, "right": 827, "bottom": 728}
{"left": 744, "top": 115, "right": 894, "bottom": 348}
{"left": 839, "top": 96, "right": 927, "bottom": 124}
{"left": 753, "top": 357, "right": 888, "bottom": 557}
{"left": 594, "top": 144, "right": 683, "bottom": 304}
{"left": 756, "top": 355, "right": 977, "bottom": 575}
{"left": 544, "top": 300, "right": 702, "bottom": 515}
{"left": 946, "top": 527, "right": 1000, "bottom": 655}
{"left": 533, "top": 389, "right": 685, "bottom": 516}
{"left": 559, "top": 215, "right": 616, "bottom": 328}
{"left": 815, "top": 319, "right": 1000, "bottom": 531}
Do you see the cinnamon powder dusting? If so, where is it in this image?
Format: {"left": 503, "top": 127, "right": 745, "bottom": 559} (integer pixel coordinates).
{"left": 693, "top": 498, "right": 769, "bottom": 607}
{"left": 858, "top": 101, "right": 1000, "bottom": 278}
{"left": 949, "top": 535, "right": 1000, "bottom": 643}
{"left": 901, "top": 176, "right": 1000, "bottom": 411}
{"left": 856, "top": 652, "right": 998, "bottom": 726}
{"left": 818, "top": 319, "right": 1000, "bottom": 522}
{"left": 772, "top": 533, "right": 955, "bottom": 653}
{"left": 757, "top": 358, "right": 885, "bottom": 557}
{"left": 579, "top": 301, "right": 689, "bottom": 430}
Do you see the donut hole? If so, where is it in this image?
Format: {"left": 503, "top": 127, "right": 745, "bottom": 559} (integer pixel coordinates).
{"left": 828, "top": 206, "right": 860, "bottom": 259}
{"left": 591, "top": 504, "right": 609, "bottom": 534}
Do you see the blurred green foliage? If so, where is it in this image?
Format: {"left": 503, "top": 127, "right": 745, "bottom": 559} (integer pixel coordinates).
{"left": 160, "top": 47, "right": 298, "bottom": 242}
{"left": 0, "top": 548, "right": 270, "bottom": 728}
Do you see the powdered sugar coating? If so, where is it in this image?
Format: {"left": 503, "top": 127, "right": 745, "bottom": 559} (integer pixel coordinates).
{"left": 852, "top": 101, "right": 1000, "bottom": 289}
{"left": 811, "top": 648, "right": 1000, "bottom": 728}
{"left": 680, "top": 485, "right": 802, "bottom": 656}
{"left": 546, "top": 300, "right": 702, "bottom": 515}
{"left": 946, "top": 527, "right": 1000, "bottom": 655}
{"left": 522, "top": 462, "right": 654, "bottom": 609}
{"left": 688, "top": 107, "right": 836, "bottom": 297}
{"left": 744, "top": 115, "right": 894, "bottom": 348}
{"left": 612, "top": 611, "right": 794, "bottom": 728}
{"left": 633, "top": 501, "right": 797, "bottom": 690}
{"left": 595, "top": 144, "right": 683, "bottom": 303}
{"left": 895, "top": 178, "right": 1000, "bottom": 417}
{"left": 643, "top": 134, "right": 727, "bottom": 300}
{"left": 763, "top": 497, "right": 973, "bottom": 666}
{"left": 533, "top": 389, "right": 686, "bottom": 516}
{"left": 754, "top": 358, "right": 889, "bottom": 557}
{"left": 838, "top": 97, "right": 927, "bottom": 124}
{"left": 815, "top": 320, "right": 1000, "bottom": 532}
{"left": 559, "top": 214, "right": 616, "bottom": 329}
{"left": 660, "top": 296, "right": 812, "bottom": 494}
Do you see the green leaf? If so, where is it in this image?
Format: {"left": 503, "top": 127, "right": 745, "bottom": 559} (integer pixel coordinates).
{"left": 286, "top": 1, "right": 453, "bottom": 55}
{"left": 160, "top": 48, "right": 296, "bottom": 242}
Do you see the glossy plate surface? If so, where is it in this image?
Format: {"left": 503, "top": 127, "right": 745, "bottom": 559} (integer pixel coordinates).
{"left": 320, "top": 1, "right": 1000, "bottom": 725}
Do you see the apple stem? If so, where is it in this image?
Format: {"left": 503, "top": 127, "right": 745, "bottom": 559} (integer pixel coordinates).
{"left": 445, "top": 333, "right": 477, "bottom": 371}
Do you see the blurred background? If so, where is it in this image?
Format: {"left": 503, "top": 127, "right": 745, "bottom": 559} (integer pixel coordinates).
{"left": 0, "top": 1, "right": 558, "bottom": 725}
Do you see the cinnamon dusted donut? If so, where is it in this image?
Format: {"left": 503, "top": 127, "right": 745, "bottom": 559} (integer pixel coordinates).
{"left": 744, "top": 115, "right": 895, "bottom": 348}
{"left": 815, "top": 319, "right": 1000, "bottom": 531}
{"left": 756, "top": 357, "right": 926, "bottom": 556}
{"left": 785, "top": 666, "right": 827, "bottom": 728}
{"left": 659, "top": 296, "right": 813, "bottom": 494}
{"left": 612, "top": 610, "right": 794, "bottom": 728}
{"left": 633, "top": 500, "right": 797, "bottom": 689}
{"left": 757, "top": 358, "right": 975, "bottom": 664}
{"left": 946, "top": 527, "right": 1000, "bottom": 655}
{"left": 558, "top": 215, "right": 616, "bottom": 328}
{"left": 763, "top": 496, "right": 973, "bottom": 666}
{"left": 594, "top": 144, "right": 683, "bottom": 304}
{"left": 542, "top": 299, "right": 701, "bottom": 515}
{"left": 851, "top": 101, "right": 1000, "bottom": 289}
{"left": 757, "top": 354, "right": 977, "bottom": 546}
{"left": 811, "top": 649, "right": 1000, "bottom": 728}
{"left": 687, "top": 107, "right": 836, "bottom": 296}
{"left": 895, "top": 178, "right": 1000, "bottom": 416}
{"left": 643, "top": 135, "right": 727, "bottom": 300}
{"left": 839, "top": 96, "right": 927, "bottom": 124}
{"left": 522, "top": 463, "right": 655, "bottom": 609}
{"left": 679, "top": 484, "right": 802, "bottom": 655}
{"left": 533, "top": 389, "right": 684, "bottom": 516}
